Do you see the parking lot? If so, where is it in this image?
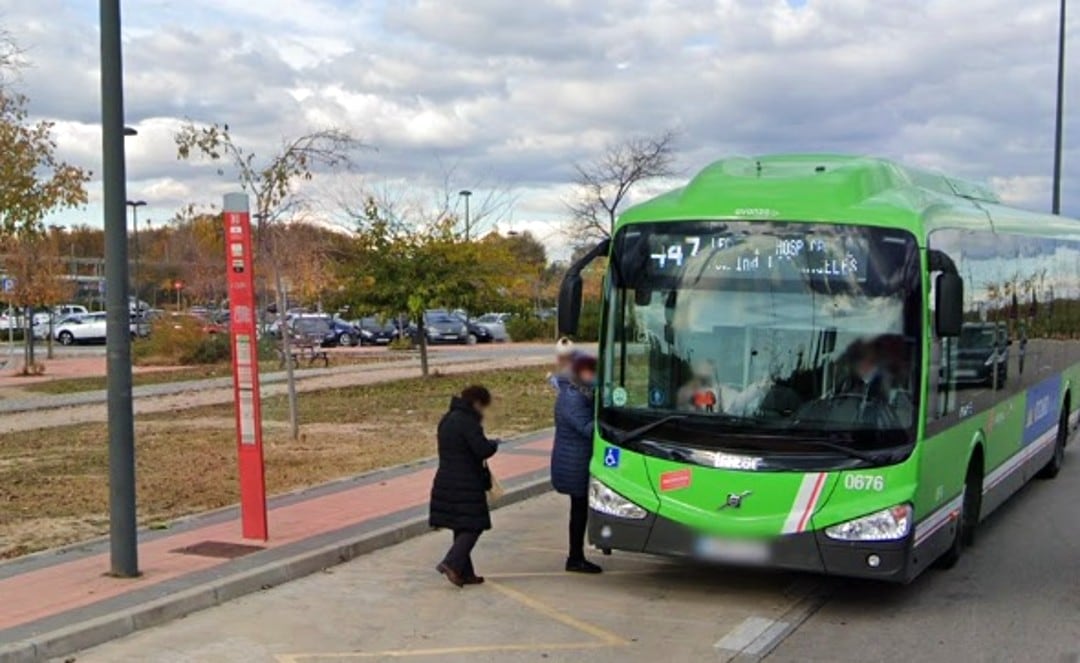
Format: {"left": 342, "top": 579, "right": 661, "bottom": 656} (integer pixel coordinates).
{"left": 72, "top": 456, "right": 1080, "bottom": 663}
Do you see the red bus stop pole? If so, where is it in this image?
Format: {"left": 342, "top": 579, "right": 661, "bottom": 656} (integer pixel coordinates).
{"left": 223, "top": 193, "right": 268, "bottom": 541}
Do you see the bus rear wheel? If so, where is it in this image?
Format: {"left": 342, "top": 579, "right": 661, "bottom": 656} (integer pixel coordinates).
{"left": 1037, "top": 403, "right": 1069, "bottom": 479}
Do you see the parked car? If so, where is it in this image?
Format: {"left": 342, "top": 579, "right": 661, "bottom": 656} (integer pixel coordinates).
{"left": 55, "top": 312, "right": 107, "bottom": 345}
{"left": 421, "top": 310, "right": 469, "bottom": 344}
{"left": 0, "top": 309, "right": 22, "bottom": 331}
{"left": 288, "top": 314, "right": 338, "bottom": 347}
{"left": 130, "top": 312, "right": 152, "bottom": 338}
{"left": 328, "top": 317, "right": 360, "bottom": 347}
{"left": 956, "top": 322, "right": 1010, "bottom": 389}
{"left": 55, "top": 304, "right": 89, "bottom": 318}
{"left": 355, "top": 317, "right": 397, "bottom": 346}
{"left": 472, "top": 313, "right": 510, "bottom": 342}
{"left": 456, "top": 316, "right": 494, "bottom": 344}
{"left": 129, "top": 297, "right": 150, "bottom": 314}
{"left": 189, "top": 311, "right": 226, "bottom": 335}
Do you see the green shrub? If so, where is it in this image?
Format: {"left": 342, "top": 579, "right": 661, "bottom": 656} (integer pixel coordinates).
{"left": 506, "top": 300, "right": 602, "bottom": 343}
{"left": 257, "top": 336, "right": 278, "bottom": 362}
{"left": 181, "top": 333, "right": 230, "bottom": 365}
{"left": 388, "top": 335, "right": 414, "bottom": 351}
{"left": 134, "top": 316, "right": 230, "bottom": 366}
{"left": 506, "top": 316, "right": 552, "bottom": 342}
{"left": 577, "top": 299, "right": 602, "bottom": 342}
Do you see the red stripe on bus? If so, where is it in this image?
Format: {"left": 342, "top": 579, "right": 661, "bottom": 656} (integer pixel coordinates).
{"left": 797, "top": 473, "right": 827, "bottom": 532}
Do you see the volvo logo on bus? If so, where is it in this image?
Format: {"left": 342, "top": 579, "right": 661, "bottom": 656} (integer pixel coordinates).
{"left": 720, "top": 491, "right": 752, "bottom": 509}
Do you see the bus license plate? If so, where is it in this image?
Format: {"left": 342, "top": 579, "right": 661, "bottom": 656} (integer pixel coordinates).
{"left": 694, "top": 537, "right": 769, "bottom": 564}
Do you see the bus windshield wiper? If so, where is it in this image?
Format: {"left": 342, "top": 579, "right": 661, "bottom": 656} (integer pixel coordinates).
{"left": 796, "top": 437, "right": 877, "bottom": 463}
{"left": 603, "top": 414, "right": 687, "bottom": 445}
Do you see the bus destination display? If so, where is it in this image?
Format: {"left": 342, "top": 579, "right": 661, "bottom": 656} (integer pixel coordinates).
{"left": 646, "top": 231, "right": 868, "bottom": 282}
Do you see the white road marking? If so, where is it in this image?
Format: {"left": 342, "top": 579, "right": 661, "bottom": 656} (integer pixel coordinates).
{"left": 744, "top": 620, "right": 793, "bottom": 655}
{"left": 714, "top": 616, "right": 785, "bottom": 652}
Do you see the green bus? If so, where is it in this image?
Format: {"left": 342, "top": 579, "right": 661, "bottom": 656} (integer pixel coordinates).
{"left": 558, "top": 154, "right": 1080, "bottom": 582}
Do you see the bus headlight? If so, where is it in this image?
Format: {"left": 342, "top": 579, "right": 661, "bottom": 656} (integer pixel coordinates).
{"left": 824, "top": 504, "right": 912, "bottom": 541}
{"left": 589, "top": 478, "right": 647, "bottom": 520}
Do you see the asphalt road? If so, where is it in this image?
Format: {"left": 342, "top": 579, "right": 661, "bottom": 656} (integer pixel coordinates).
{"left": 71, "top": 443, "right": 1080, "bottom": 663}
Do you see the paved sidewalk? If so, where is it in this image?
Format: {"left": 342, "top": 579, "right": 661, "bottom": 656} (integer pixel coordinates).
{"left": 0, "top": 432, "right": 556, "bottom": 663}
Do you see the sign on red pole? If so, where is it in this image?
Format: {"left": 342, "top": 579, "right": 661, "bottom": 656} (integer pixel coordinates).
{"left": 223, "top": 193, "right": 268, "bottom": 540}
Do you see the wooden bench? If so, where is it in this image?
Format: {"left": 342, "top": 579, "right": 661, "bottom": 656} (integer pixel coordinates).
{"left": 278, "top": 334, "right": 329, "bottom": 369}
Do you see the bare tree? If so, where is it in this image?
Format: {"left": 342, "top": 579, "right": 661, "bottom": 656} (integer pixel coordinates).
{"left": 333, "top": 162, "right": 516, "bottom": 240}
{"left": 176, "top": 122, "right": 367, "bottom": 440}
{"left": 567, "top": 129, "right": 679, "bottom": 241}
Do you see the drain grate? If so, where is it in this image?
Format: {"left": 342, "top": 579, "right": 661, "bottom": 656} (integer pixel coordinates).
{"left": 171, "top": 540, "right": 266, "bottom": 559}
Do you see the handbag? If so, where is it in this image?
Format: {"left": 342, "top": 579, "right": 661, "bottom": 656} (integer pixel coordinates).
{"left": 485, "top": 461, "right": 505, "bottom": 504}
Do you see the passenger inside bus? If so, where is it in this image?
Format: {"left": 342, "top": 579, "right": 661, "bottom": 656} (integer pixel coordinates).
{"left": 676, "top": 360, "right": 721, "bottom": 413}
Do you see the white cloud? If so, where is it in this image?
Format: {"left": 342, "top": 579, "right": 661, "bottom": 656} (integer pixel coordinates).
{"left": 0, "top": 0, "right": 1076, "bottom": 254}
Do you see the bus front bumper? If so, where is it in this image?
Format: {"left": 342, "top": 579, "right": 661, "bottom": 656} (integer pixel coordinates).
{"left": 588, "top": 508, "right": 913, "bottom": 582}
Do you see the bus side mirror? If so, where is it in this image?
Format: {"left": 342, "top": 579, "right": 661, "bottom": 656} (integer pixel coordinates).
{"left": 935, "top": 273, "right": 963, "bottom": 337}
{"left": 558, "top": 275, "right": 583, "bottom": 337}
{"left": 557, "top": 238, "right": 610, "bottom": 338}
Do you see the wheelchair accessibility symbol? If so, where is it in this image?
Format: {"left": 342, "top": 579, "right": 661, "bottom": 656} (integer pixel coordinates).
{"left": 603, "top": 446, "right": 621, "bottom": 468}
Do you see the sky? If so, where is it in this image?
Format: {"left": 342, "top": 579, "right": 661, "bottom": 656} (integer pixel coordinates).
{"left": 2, "top": 0, "right": 1078, "bottom": 258}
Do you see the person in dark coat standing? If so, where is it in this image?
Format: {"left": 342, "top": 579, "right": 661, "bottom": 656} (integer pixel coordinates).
{"left": 551, "top": 354, "right": 602, "bottom": 574}
{"left": 430, "top": 385, "right": 500, "bottom": 587}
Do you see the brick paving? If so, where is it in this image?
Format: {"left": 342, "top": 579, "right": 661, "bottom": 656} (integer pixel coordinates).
{"left": 0, "top": 435, "right": 552, "bottom": 638}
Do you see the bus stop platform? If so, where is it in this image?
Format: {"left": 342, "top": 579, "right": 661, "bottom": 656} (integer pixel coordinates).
{"left": 0, "top": 432, "right": 558, "bottom": 663}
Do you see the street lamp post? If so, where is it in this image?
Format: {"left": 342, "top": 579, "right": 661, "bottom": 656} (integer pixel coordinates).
{"left": 100, "top": 0, "right": 138, "bottom": 578}
{"left": 1052, "top": 0, "right": 1067, "bottom": 215}
{"left": 459, "top": 190, "right": 472, "bottom": 241}
{"left": 126, "top": 200, "right": 146, "bottom": 302}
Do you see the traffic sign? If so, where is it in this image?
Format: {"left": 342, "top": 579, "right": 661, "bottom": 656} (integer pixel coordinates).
{"left": 1, "top": 277, "right": 14, "bottom": 293}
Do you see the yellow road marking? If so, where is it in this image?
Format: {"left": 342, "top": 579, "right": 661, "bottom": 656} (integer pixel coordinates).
{"left": 487, "top": 580, "right": 629, "bottom": 646}
{"left": 278, "top": 576, "right": 629, "bottom": 661}
{"left": 487, "top": 569, "right": 670, "bottom": 578}
{"left": 276, "top": 642, "right": 610, "bottom": 661}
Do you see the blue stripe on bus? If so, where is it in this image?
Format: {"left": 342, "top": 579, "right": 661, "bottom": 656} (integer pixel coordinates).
{"left": 1022, "top": 376, "right": 1060, "bottom": 447}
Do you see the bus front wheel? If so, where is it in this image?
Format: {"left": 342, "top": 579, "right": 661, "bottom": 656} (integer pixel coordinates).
{"left": 937, "top": 456, "right": 982, "bottom": 569}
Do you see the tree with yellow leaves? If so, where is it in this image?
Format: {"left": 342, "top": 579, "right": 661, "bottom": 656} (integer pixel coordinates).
{"left": 0, "top": 87, "right": 89, "bottom": 373}
{"left": 3, "top": 232, "right": 74, "bottom": 371}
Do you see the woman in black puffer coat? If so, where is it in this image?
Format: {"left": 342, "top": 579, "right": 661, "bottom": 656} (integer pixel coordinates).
{"left": 430, "top": 385, "right": 499, "bottom": 587}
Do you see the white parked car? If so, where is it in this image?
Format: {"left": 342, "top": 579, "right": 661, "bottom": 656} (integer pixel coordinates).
{"left": 0, "top": 310, "right": 24, "bottom": 331}
{"left": 473, "top": 313, "right": 511, "bottom": 342}
{"left": 32, "top": 306, "right": 92, "bottom": 340}
{"left": 54, "top": 312, "right": 107, "bottom": 345}
{"left": 55, "top": 304, "right": 89, "bottom": 318}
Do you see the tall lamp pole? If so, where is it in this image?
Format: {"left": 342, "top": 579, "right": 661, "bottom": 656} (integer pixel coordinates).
{"left": 1052, "top": 0, "right": 1067, "bottom": 215}
{"left": 459, "top": 190, "right": 473, "bottom": 241}
{"left": 101, "top": 0, "right": 138, "bottom": 578}
{"left": 126, "top": 200, "right": 146, "bottom": 302}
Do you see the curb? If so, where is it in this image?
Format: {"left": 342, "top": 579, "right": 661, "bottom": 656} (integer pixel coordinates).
{"left": 0, "top": 476, "right": 552, "bottom": 663}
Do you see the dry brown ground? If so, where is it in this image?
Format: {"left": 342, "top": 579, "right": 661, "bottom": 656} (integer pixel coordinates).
{"left": 0, "top": 366, "right": 555, "bottom": 558}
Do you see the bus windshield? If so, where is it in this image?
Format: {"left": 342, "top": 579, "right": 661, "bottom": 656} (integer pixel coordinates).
{"left": 601, "top": 221, "right": 923, "bottom": 453}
